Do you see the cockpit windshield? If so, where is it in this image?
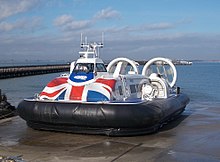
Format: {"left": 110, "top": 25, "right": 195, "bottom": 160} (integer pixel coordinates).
{"left": 73, "top": 63, "right": 94, "bottom": 73}
{"left": 73, "top": 63, "right": 107, "bottom": 73}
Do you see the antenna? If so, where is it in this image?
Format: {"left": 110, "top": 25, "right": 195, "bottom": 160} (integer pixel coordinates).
{"left": 85, "top": 36, "right": 87, "bottom": 45}
{"left": 101, "top": 32, "right": 104, "bottom": 47}
{"left": 96, "top": 32, "right": 104, "bottom": 58}
{"left": 80, "top": 33, "right": 83, "bottom": 48}
{"left": 78, "top": 33, "right": 104, "bottom": 58}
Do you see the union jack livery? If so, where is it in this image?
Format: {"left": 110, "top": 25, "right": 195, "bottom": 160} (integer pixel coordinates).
{"left": 40, "top": 77, "right": 116, "bottom": 102}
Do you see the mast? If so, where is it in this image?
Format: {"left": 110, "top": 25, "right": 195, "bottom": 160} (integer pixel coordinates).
{"left": 79, "top": 33, "right": 104, "bottom": 58}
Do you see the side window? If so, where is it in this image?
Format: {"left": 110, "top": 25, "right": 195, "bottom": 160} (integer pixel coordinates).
{"left": 130, "top": 85, "right": 136, "bottom": 93}
{"left": 118, "top": 86, "right": 123, "bottom": 95}
{"left": 96, "top": 63, "right": 107, "bottom": 72}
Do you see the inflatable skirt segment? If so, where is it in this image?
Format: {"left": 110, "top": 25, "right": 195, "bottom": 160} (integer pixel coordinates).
{"left": 17, "top": 94, "right": 189, "bottom": 136}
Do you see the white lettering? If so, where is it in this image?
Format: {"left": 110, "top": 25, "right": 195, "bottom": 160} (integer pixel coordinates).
{"left": 74, "top": 75, "right": 87, "bottom": 80}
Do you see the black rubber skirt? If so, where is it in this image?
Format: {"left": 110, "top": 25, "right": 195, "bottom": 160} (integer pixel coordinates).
{"left": 17, "top": 94, "right": 189, "bottom": 136}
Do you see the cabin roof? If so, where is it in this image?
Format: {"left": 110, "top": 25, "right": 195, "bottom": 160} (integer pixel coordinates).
{"left": 76, "top": 57, "right": 104, "bottom": 64}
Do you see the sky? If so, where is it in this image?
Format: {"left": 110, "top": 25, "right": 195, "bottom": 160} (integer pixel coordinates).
{"left": 0, "top": 0, "right": 220, "bottom": 64}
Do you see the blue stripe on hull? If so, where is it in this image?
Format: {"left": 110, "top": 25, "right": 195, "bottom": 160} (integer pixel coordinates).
{"left": 87, "top": 90, "right": 109, "bottom": 102}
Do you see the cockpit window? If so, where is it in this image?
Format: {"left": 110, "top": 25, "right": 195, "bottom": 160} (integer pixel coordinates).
{"left": 73, "top": 63, "right": 94, "bottom": 73}
{"left": 96, "top": 63, "right": 107, "bottom": 72}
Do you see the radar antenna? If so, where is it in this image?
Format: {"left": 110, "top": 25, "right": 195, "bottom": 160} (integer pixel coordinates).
{"left": 96, "top": 32, "right": 104, "bottom": 57}
{"left": 79, "top": 33, "right": 104, "bottom": 58}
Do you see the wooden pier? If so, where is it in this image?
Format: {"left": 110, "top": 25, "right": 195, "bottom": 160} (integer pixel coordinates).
{"left": 0, "top": 64, "right": 70, "bottom": 79}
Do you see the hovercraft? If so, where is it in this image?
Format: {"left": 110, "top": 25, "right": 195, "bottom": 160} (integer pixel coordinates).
{"left": 17, "top": 36, "right": 189, "bottom": 136}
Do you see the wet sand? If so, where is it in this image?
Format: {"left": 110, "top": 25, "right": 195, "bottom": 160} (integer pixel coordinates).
{"left": 1, "top": 103, "right": 220, "bottom": 162}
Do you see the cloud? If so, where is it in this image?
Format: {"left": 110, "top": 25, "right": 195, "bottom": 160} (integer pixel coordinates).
{"left": 0, "top": 1, "right": 218, "bottom": 62}
{"left": 94, "top": 7, "right": 121, "bottom": 20}
{"left": 53, "top": 15, "right": 73, "bottom": 26}
{"left": 1, "top": 30, "right": 220, "bottom": 62}
{"left": 0, "top": 0, "right": 43, "bottom": 34}
{"left": 54, "top": 7, "right": 121, "bottom": 32}
{"left": 83, "top": 30, "right": 220, "bottom": 60}
{"left": 0, "top": 0, "right": 38, "bottom": 20}
{"left": 141, "top": 22, "right": 175, "bottom": 30}
{"left": 65, "top": 20, "right": 91, "bottom": 30}
{"left": 54, "top": 15, "right": 91, "bottom": 31}
{"left": 0, "top": 21, "right": 15, "bottom": 32}
{"left": 0, "top": 17, "right": 42, "bottom": 33}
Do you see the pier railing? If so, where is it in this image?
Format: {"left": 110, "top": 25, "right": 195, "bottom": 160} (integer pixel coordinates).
{"left": 0, "top": 64, "right": 70, "bottom": 79}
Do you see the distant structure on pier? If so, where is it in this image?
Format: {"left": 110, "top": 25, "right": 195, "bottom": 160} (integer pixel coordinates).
{"left": 135, "top": 59, "right": 193, "bottom": 65}
{"left": 173, "top": 60, "right": 193, "bottom": 65}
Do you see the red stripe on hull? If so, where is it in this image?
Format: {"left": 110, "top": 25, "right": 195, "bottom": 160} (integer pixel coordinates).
{"left": 95, "top": 78, "right": 116, "bottom": 90}
{"left": 69, "top": 86, "right": 84, "bottom": 100}
{"left": 40, "top": 87, "right": 65, "bottom": 98}
{"left": 47, "top": 78, "right": 68, "bottom": 87}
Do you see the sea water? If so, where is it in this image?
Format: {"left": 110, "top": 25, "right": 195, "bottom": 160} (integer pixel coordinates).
{"left": 177, "top": 63, "right": 220, "bottom": 104}
{"left": 0, "top": 63, "right": 220, "bottom": 108}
